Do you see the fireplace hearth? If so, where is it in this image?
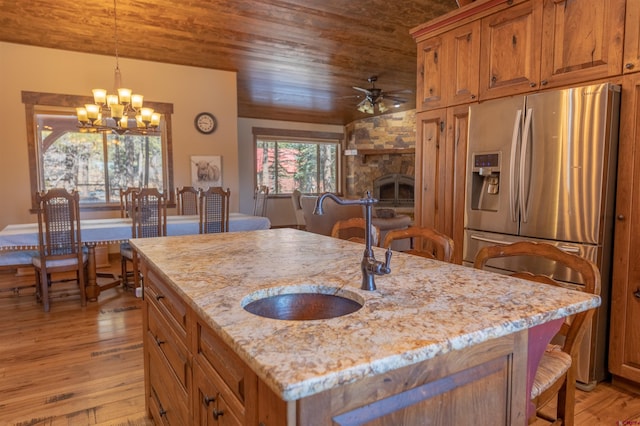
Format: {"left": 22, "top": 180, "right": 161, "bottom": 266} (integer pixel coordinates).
{"left": 373, "top": 174, "right": 415, "bottom": 207}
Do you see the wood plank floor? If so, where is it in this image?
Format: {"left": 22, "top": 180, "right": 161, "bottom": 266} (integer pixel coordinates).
{"left": 0, "top": 258, "right": 639, "bottom": 425}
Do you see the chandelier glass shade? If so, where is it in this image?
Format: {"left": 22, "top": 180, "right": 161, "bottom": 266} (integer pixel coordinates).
{"left": 76, "top": 0, "right": 160, "bottom": 135}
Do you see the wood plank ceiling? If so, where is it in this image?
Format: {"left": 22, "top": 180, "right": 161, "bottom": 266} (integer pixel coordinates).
{"left": 0, "top": 0, "right": 458, "bottom": 125}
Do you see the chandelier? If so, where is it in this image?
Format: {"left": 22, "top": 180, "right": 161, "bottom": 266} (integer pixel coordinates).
{"left": 76, "top": 0, "right": 160, "bottom": 135}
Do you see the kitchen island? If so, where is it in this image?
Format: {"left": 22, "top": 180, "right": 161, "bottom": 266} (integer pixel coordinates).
{"left": 131, "top": 228, "right": 600, "bottom": 425}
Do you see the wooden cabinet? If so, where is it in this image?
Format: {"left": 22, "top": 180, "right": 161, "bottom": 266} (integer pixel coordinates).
{"left": 478, "top": 0, "right": 624, "bottom": 99}
{"left": 479, "top": 1, "right": 542, "bottom": 99}
{"left": 540, "top": 0, "right": 625, "bottom": 87}
{"left": 417, "top": 36, "right": 447, "bottom": 110}
{"left": 415, "top": 109, "right": 446, "bottom": 232}
{"left": 143, "top": 267, "right": 191, "bottom": 425}
{"left": 192, "top": 318, "right": 258, "bottom": 425}
{"left": 417, "top": 21, "right": 480, "bottom": 110}
{"left": 609, "top": 72, "right": 640, "bottom": 387}
{"left": 623, "top": 0, "right": 640, "bottom": 73}
{"left": 446, "top": 104, "right": 470, "bottom": 265}
{"left": 415, "top": 104, "right": 470, "bottom": 263}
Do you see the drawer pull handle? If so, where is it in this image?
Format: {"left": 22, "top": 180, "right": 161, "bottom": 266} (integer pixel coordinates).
{"left": 203, "top": 395, "right": 216, "bottom": 406}
{"left": 155, "top": 336, "right": 165, "bottom": 346}
{"left": 155, "top": 294, "right": 165, "bottom": 301}
{"left": 634, "top": 289, "right": 640, "bottom": 299}
{"left": 213, "top": 408, "right": 224, "bottom": 420}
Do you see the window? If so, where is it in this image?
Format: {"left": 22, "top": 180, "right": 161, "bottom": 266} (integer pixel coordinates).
{"left": 22, "top": 91, "right": 174, "bottom": 210}
{"left": 254, "top": 128, "right": 343, "bottom": 195}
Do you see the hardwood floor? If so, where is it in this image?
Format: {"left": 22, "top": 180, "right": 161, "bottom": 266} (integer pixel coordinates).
{"left": 0, "top": 260, "right": 151, "bottom": 425}
{"left": 0, "top": 257, "right": 639, "bottom": 425}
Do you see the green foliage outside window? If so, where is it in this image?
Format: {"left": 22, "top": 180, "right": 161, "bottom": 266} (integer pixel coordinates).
{"left": 38, "top": 113, "right": 164, "bottom": 204}
{"left": 256, "top": 139, "right": 337, "bottom": 195}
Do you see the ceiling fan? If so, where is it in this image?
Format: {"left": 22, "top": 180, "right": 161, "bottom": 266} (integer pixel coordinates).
{"left": 351, "top": 76, "right": 412, "bottom": 114}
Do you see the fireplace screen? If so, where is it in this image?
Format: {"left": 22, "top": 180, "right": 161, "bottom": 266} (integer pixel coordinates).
{"left": 373, "top": 174, "right": 415, "bottom": 207}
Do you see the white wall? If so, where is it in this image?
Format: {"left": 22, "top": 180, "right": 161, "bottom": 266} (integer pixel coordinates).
{"left": 0, "top": 42, "right": 238, "bottom": 228}
{"left": 237, "top": 118, "right": 344, "bottom": 227}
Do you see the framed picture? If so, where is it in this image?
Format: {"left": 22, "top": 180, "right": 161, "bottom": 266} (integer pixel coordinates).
{"left": 191, "top": 155, "right": 222, "bottom": 189}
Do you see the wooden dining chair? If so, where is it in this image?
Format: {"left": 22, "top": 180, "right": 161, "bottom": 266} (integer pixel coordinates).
{"left": 121, "top": 188, "right": 167, "bottom": 290}
{"left": 382, "top": 226, "right": 454, "bottom": 262}
{"left": 199, "top": 187, "right": 230, "bottom": 233}
{"left": 32, "top": 188, "right": 87, "bottom": 312}
{"left": 291, "top": 189, "right": 305, "bottom": 230}
{"left": 176, "top": 186, "right": 199, "bottom": 215}
{"left": 119, "top": 187, "right": 140, "bottom": 286}
{"left": 253, "top": 185, "right": 269, "bottom": 217}
{"left": 119, "top": 187, "right": 140, "bottom": 218}
{"left": 473, "top": 241, "right": 601, "bottom": 426}
{"left": 331, "top": 217, "right": 380, "bottom": 246}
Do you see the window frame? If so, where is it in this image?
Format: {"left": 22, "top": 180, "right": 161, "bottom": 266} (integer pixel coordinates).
{"left": 22, "top": 91, "right": 175, "bottom": 212}
{"left": 252, "top": 127, "right": 344, "bottom": 196}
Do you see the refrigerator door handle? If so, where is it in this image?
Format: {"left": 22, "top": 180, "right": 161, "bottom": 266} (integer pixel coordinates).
{"left": 557, "top": 244, "right": 581, "bottom": 254}
{"left": 519, "top": 108, "right": 533, "bottom": 223}
{"left": 470, "top": 234, "right": 510, "bottom": 246}
{"left": 509, "top": 109, "right": 523, "bottom": 222}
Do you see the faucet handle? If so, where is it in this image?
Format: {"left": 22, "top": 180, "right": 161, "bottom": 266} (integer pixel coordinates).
{"left": 382, "top": 248, "right": 392, "bottom": 274}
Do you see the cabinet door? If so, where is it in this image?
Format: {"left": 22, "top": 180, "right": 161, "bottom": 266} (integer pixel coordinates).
{"left": 417, "top": 36, "right": 447, "bottom": 110}
{"left": 448, "top": 21, "right": 480, "bottom": 106}
{"left": 479, "top": 1, "right": 542, "bottom": 100}
{"left": 623, "top": 0, "right": 640, "bottom": 74}
{"left": 193, "top": 362, "right": 243, "bottom": 426}
{"left": 609, "top": 73, "right": 640, "bottom": 384}
{"left": 446, "top": 104, "right": 471, "bottom": 265}
{"left": 415, "top": 109, "right": 447, "bottom": 233}
{"left": 540, "top": 0, "right": 625, "bottom": 86}
{"left": 416, "top": 22, "right": 479, "bottom": 111}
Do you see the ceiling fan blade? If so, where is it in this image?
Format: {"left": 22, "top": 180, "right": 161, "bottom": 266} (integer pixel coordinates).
{"left": 352, "top": 86, "right": 372, "bottom": 95}
{"left": 337, "top": 94, "right": 363, "bottom": 100}
{"left": 384, "top": 96, "right": 408, "bottom": 104}
{"left": 383, "top": 89, "right": 414, "bottom": 95}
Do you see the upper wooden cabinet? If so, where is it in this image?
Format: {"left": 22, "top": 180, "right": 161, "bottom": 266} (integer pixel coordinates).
{"left": 540, "top": 0, "right": 625, "bottom": 87}
{"left": 479, "top": 1, "right": 542, "bottom": 99}
{"left": 623, "top": 0, "right": 640, "bottom": 73}
{"left": 417, "top": 21, "right": 480, "bottom": 111}
{"left": 417, "top": 0, "right": 626, "bottom": 104}
{"left": 417, "top": 36, "right": 447, "bottom": 110}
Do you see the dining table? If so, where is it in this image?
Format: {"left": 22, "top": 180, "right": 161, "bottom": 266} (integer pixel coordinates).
{"left": 0, "top": 213, "right": 271, "bottom": 300}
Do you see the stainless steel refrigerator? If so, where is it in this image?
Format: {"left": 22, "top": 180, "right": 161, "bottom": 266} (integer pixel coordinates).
{"left": 462, "top": 82, "right": 621, "bottom": 389}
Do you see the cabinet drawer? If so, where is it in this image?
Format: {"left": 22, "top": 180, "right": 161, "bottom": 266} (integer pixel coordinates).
{"left": 145, "top": 268, "right": 188, "bottom": 337}
{"left": 147, "top": 301, "right": 190, "bottom": 389}
{"left": 196, "top": 321, "right": 247, "bottom": 404}
{"left": 193, "top": 361, "right": 243, "bottom": 426}
{"left": 148, "top": 340, "right": 190, "bottom": 425}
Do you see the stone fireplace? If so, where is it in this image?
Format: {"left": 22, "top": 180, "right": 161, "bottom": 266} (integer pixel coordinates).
{"left": 344, "top": 110, "right": 416, "bottom": 219}
{"left": 373, "top": 174, "right": 415, "bottom": 207}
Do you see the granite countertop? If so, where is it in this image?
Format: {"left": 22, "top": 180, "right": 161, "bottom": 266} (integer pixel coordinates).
{"left": 130, "top": 228, "right": 600, "bottom": 402}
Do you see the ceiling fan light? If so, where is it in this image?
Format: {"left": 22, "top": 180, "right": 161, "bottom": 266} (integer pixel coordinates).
{"left": 378, "top": 101, "right": 388, "bottom": 113}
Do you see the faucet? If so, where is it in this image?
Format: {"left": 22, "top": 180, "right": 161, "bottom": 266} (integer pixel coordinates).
{"left": 314, "top": 191, "right": 392, "bottom": 291}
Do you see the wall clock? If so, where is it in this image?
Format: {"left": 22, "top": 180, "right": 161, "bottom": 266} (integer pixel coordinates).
{"left": 195, "top": 112, "right": 217, "bottom": 134}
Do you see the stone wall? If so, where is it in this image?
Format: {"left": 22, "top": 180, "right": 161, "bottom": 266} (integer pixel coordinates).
{"left": 344, "top": 110, "right": 416, "bottom": 198}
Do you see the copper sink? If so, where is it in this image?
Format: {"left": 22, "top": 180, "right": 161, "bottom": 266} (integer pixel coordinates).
{"left": 242, "top": 286, "right": 363, "bottom": 321}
